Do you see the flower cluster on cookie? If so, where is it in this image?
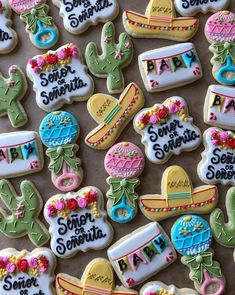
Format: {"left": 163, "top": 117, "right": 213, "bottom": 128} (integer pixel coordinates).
{"left": 29, "top": 44, "right": 78, "bottom": 74}
{"left": 211, "top": 129, "right": 235, "bottom": 149}
{"left": 136, "top": 99, "right": 187, "bottom": 130}
{"left": 144, "top": 289, "right": 175, "bottom": 295}
{"left": 0, "top": 254, "right": 49, "bottom": 280}
{"left": 46, "top": 189, "right": 100, "bottom": 219}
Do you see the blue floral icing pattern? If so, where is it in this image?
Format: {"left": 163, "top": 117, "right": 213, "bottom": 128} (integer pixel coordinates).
{"left": 171, "top": 215, "right": 212, "bottom": 256}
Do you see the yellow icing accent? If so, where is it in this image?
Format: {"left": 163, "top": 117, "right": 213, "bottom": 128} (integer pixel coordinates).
{"left": 184, "top": 215, "right": 192, "bottom": 222}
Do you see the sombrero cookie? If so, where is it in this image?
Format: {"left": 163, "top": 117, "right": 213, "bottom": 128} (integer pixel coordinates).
{"left": 139, "top": 166, "right": 218, "bottom": 221}
{"left": 56, "top": 258, "right": 138, "bottom": 295}
{"left": 85, "top": 83, "right": 145, "bottom": 150}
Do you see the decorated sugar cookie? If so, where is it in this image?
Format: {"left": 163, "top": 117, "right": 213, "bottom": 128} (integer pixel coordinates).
{"left": 0, "top": 65, "right": 28, "bottom": 128}
{"left": 85, "top": 83, "right": 145, "bottom": 150}
{"left": 171, "top": 215, "right": 225, "bottom": 295}
{"left": 39, "top": 111, "right": 83, "bottom": 192}
{"left": 85, "top": 21, "right": 133, "bottom": 94}
{"left": 133, "top": 96, "right": 201, "bottom": 164}
{"left": 139, "top": 166, "right": 218, "bottom": 222}
{"left": 210, "top": 187, "right": 235, "bottom": 258}
{"left": 56, "top": 258, "right": 138, "bottom": 295}
{"left": 105, "top": 142, "right": 145, "bottom": 223}
{"left": 198, "top": 127, "right": 235, "bottom": 185}
{"left": 0, "top": 131, "right": 44, "bottom": 178}
{"left": 122, "top": 0, "right": 199, "bottom": 41}
{"left": 140, "top": 281, "right": 198, "bottom": 295}
{"left": 204, "top": 85, "right": 235, "bottom": 130}
{"left": 0, "top": 0, "right": 17, "bottom": 54}
{"left": 107, "top": 222, "right": 177, "bottom": 288}
{"left": 174, "top": 0, "right": 230, "bottom": 16}
{"left": 27, "top": 43, "right": 94, "bottom": 112}
{"left": 8, "top": 0, "right": 58, "bottom": 49}
{"left": 53, "top": 0, "right": 119, "bottom": 35}
{"left": 0, "top": 248, "right": 56, "bottom": 295}
{"left": 205, "top": 11, "right": 235, "bottom": 85}
{"left": 0, "top": 180, "right": 49, "bottom": 246}
{"left": 44, "top": 186, "right": 113, "bottom": 258}
{"left": 138, "top": 43, "right": 203, "bottom": 92}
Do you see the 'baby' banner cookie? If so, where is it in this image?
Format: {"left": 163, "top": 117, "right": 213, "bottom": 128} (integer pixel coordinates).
{"left": 56, "top": 258, "right": 138, "bottom": 295}
{"left": 134, "top": 96, "right": 201, "bottom": 164}
{"left": 138, "top": 43, "right": 202, "bottom": 92}
{"left": 139, "top": 166, "right": 218, "bottom": 221}
{"left": 44, "top": 186, "right": 113, "bottom": 258}
{"left": 198, "top": 127, "right": 235, "bottom": 185}
{"left": 204, "top": 85, "right": 235, "bottom": 130}
{"left": 108, "top": 222, "right": 177, "bottom": 288}
{"left": 0, "top": 248, "right": 56, "bottom": 295}
{"left": 53, "top": 0, "right": 119, "bottom": 34}
{"left": 27, "top": 43, "right": 94, "bottom": 112}
{"left": 0, "top": 131, "right": 43, "bottom": 178}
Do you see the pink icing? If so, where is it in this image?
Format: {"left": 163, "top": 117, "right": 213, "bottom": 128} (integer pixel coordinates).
{"left": 205, "top": 11, "right": 235, "bottom": 43}
{"left": 200, "top": 269, "right": 225, "bottom": 295}
{"left": 8, "top": 0, "right": 45, "bottom": 14}
{"left": 104, "top": 142, "right": 145, "bottom": 178}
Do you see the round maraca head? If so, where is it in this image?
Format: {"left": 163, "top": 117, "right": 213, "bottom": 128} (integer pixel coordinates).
{"left": 171, "top": 215, "right": 212, "bottom": 256}
{"left": 8, "top": 0, "right": 45, "bottom": 13}
{"left": 205, "top": 10, "right": 235, "bottom": 43}
{"left": 39, "top": 111, "right": 79, "bottom": 148}
{"left": 104, "top": 142, "right": 145, "bottom": 178}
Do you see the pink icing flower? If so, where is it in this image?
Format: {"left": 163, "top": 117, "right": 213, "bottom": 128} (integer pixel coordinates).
{"left": 6, "top": 263, "right": 16, "bottom": 273}
{"left": 58, "top": 49, "right": 66, "bottom": 60}
{"left": 39, "top": 265, "right": 47, "bottom": 273}
{"left": 169, "top": 103, "right": 179, "bottom": 114}
{"left": 47, "top": 204, "right": 57, "bottom": 216}
{"left": 150, "top": 114, "right": 158, "bottom": 124}
{"left": 33, "top": 67, "right": 40, "bottom": 74}
{"left": 212, "top": 140, "right": 218, "bottom": 145}
{"left": 37, "top": 56, "right": 45, "bottom": 67}
{"left": 29, "top": 257, "right": 38, "bottom": 269}
{"left": 220, "top": 131, "right": 229, "bottom": 140}
{"left": 77, "top": 198, "right": 87, "bottom": 208}
{"left": 55, "top": 200, "right": 66, "bottom": 210}
{"left": 71, "top": 45, "right": 78, "bottom": 57}
{"left": 211, "top": 129, "right": 217, "bottom": 136}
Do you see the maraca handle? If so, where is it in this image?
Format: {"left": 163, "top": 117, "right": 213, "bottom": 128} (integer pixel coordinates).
{"left": 200, "top": 269, "right": 225, "bottom": 295}
{"left": 34, "top": 20, "right": 58, "bottom": 48}
{"left": 55, "top": 163, "right": 81, "bottom": 192}
{"left": 111, "top": 196, "right": 135, "bottom": 223}
{"left": 216, "top": 55, "right": 235, "bottom": 85}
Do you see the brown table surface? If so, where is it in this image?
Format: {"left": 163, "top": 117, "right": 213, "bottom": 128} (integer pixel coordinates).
{"left": 0, "top": 0, "right": 234, "bottom": 294}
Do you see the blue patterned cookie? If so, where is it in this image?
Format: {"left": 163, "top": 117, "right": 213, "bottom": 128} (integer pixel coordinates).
{"left": 39, "top": 111, "right": 79, "bottom": 148}
{"left": 171, "top": 215, "right": 212, "bottom": 256}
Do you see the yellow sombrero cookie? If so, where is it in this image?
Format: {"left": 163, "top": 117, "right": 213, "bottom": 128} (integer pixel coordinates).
{"left": 85, "top": 83, "right": 145, "bottom": 150}
{"left": 139, "top": 166, "right": 218, "bottom": 221}
{"left": 123, "top": 0, "right": 199, "bottom": 41}
{"left": 56, "top": 258, "right": 138, "bottom": 295}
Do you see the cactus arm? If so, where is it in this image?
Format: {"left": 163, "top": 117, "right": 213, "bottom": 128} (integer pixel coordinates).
{"left": 0, "top": 180, "right": 49, "bottom": 246}
{"left": 210, "top": 187, "right": 235, "bottom": 247}
{"left": 0, "top": 66, "right": 27, "bottom": 128}
{"left": 86, "top": 42, "right": 108, "bottom": 76}
{"left": 117, "top": 32, "right": 133, "bottom": 65}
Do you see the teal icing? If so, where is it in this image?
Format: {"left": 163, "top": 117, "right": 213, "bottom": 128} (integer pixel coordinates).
{"left": 110, "top": 196, "right": 135, "bottom": 223}
{"left": 34, "top": 20, "right": 58, "bottom": 48}
{"left": 216, "top": 55, "right": 235, "bottom": 85}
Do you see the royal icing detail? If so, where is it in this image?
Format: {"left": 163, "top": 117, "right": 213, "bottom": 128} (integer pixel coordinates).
{"left": 0, "top": 131, "right": 43, "bottom": 178}
{"left": 0, "top": 248, "right": 56, "bottom": 295}
{"left": 53, "top": 0, "right": 119, "bottom": 34}
{"left": 27, "top": 43, "right": 94, "bottom": 112}
{"left": 134, "top": 96, "right": 201, "bottom": 164}
{"left": 105, "top": 142, "right": 145, "bottom": 223}
{"left": 210, "top": 187, "right": 235, "bottom": 254}
{"left": 205, "top": 11, "right": 235, "bottom": 86}
{"left": 138, "top": 43, "right": 202, "bottom": 92}
{"left": 140, "top": 281, "right": 198, "bottom": 295}
{"left": 171, "top": 215, "right": 225, "bottom": 295}
{"left": 0, "top": 66, "right": 28, "bottom": 128}
{"left": 204, "top": 85, "right": 235, "bottom": 130}
{"left": 56, "top": 258, "right": 138, "bottom": 295}
{"left": 85, "top": 83, "right": 145, "bottom": 150}
{"left": 8, "top": 0, "right": 59, "bottom": 49}
{"left": 0, "top": 0, "right": 17, "bottom": 54}
{"left": 122, "top": 0, "right": 199, "bottom": 40}
{"left": 174, "top": 0, "right": 229, "bottom": 16}
{"left": 139, "top": 166, "right": 218, "bottom": 222}
{"left": 39, "top": 111, "right": 83, "bottom": 192}
{"left": 198, "top": 127, "right": 235, "bottom": 185}
{"left": 44, "top": 186, "right": 113, "bottom": 258}
{"left": 86, "top": 21, "right": 133, "bottom": 94}
{"left": 0, "top": 180, "right": 49, "bottom": 246}
{"left": 107, "top": 222, "right": 177, "bottom": 288}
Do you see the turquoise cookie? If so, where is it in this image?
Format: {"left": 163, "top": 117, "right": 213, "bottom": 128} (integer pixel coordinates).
{"left": 171, "top": 215, "right": 212, "bottom": 256}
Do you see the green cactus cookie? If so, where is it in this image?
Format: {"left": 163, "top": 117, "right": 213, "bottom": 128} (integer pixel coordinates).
{"left": 85, "top": 21, "right": 133, "bottom": 94}
{"left": 210, "top": 187, "right": 235, "bottom": 249}
{"left": 0, "top": 65, "right": 28, "bottom": 128}
{"left": 0, "top": 180, "right": 49, "bottom": 246}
